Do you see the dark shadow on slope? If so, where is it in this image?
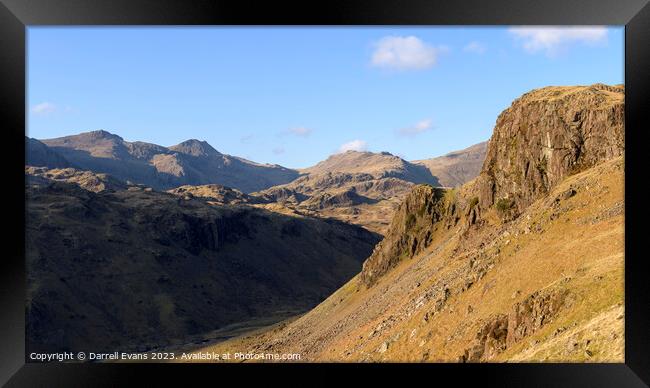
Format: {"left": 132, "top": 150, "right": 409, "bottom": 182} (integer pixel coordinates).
{"left": 25, "top": 182, "right": 380, "bottom": 354}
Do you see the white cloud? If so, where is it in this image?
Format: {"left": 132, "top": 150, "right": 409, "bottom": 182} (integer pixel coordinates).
{"left": 337, "top": 139, "right": 368, "bottom": 153}
{"left": 287, "top": 127, "right": 313, "bottom": 137}
{"left": 508, "top": 26, "right": 608, "bottom": 56}
{"left": 398, "top": 119, "right": 433, "bottom": 137}
{"left": 371, "top": 36, "right": 445, "bottom": 70}
{"left": 464, "top": 41, "right": 487, "bottom": 54}
{"left": 31, "top": 102, "right": 57, "bottom": 115}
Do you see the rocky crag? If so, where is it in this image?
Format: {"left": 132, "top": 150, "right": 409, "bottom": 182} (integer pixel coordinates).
{"left": 476, "top": 83, "right": 624, "bottom": 215}
{"left": 362, "top": 83, "right": 624, "bottom": 284}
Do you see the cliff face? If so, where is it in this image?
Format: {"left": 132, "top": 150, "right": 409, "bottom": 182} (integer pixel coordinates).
{"left": 360, "top": 185, "right": 454, "bottom": 286}
{"left": 477, "top": 84, "right": 624, "bottom": 214}
{"left": 26, "top": 137, "right": 70, "bottom": 168}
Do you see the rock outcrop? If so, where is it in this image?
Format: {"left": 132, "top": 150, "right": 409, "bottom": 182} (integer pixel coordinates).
{"left": 477, "top": 84, "right": 624, "bottom": 214}
{"left": 360, "top": 185, "right": 453, "bottom": 286}
{"left": 460, "top": 288, "right": 569, "bottom": 362}
{"left": 168, "top": 184, "right": 260, "bottom": 205}
{"left": 25, "top": 166, "right": 129, "bottom": 193}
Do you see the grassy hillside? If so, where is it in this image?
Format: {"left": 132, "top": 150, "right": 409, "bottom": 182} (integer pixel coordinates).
{"left": 186, "top": 156, "right": 623, "bottom": 362}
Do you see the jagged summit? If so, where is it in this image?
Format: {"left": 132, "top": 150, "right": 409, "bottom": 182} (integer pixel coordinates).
{"left": 42, "top": 129, "right": 129, "bottom": 160}
{"left": 303, "top": 149, "right": 438, "bottom": 185}
{"left": 86, "top": 129, "right": 123, "bottom": 139}
{"left": 50, "top": 129, "right": 125, "bottom": 143}
{"left": 170, "top": 139, "right": 222, "bottom": 157}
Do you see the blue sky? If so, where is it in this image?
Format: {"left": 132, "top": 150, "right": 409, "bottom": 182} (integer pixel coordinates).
{"left": 27, "top": 26, "right": 623, "bottom": 168}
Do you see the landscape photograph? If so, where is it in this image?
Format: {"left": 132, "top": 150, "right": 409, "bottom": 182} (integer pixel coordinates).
{"left": 25, "top": 26, "right": 624, "bottom": 363}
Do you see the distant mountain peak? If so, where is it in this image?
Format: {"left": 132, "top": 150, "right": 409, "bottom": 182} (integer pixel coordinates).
{"left": 170, "top": 139, "right": 221, "bottom": 157}
{"left": 85, "top": 129, "right": 123, "bottom": 141}
{"left": 329, "top": 150, "right": 399, "bottom": 160}
{"left": 301, "top": 149, "right": 438, "bottom": 186}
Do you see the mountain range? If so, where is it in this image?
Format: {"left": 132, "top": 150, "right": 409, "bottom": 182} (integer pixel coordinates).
{"left": 27, "top": 131, "right": 486, "bottom": 194}
{"left": 30, "top": 131, "right": 299, "bottom": 193}
{"left": 27, "top": 131, "right": 487, "bottom": 234}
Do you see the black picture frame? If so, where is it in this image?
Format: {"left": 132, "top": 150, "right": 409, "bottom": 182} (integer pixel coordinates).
{"left": 1, "top": 0, "right": 648, "bottom": 386}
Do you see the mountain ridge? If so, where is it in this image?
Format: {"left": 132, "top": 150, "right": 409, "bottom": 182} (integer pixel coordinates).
{"left": 29, "top": 133, "right": 487, "bottom": 234}
{"left": 35, "top": 130, "right": 300, "bottom": 193}
{"left": 31, "top": 130, "right": 486, "bottom": 195}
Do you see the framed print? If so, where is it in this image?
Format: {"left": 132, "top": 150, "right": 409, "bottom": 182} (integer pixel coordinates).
{"left": 1, "top": 0, "right": 649, "bottom": 386}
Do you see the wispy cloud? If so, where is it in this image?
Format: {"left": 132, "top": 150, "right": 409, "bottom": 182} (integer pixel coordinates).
{"left": 371, "top": 36, "right": 447, "bottom": 71}
{"left": 272, "top": 147, "right": 285, "bottom": 155}
{"left": 240, "top": 134, "right": 255, "bottom": 144}
{"left": 286, "top": 127, "right": 313, "bottom": 137}
{"left": 508, "top": 26, "right": 608, "bottom": 57}
{"left": 31, "top": 102, "right": 57, "bottom": 115}
{"left": 464, "top": 41, "right": 487, "bottom": 54}
{"left": 337, "top": 139, "right": 368, "bottom": 153}
{"left": 397, "top": 119, "right": 433, "bottom": 137}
